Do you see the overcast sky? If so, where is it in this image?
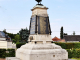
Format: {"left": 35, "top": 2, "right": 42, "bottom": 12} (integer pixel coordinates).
{"left": 0, "top": 0, "right": 80, "bottom": 38}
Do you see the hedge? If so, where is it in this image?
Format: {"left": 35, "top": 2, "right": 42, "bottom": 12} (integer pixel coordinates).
{"left": 54, "top": 42, "right": 80, "bottom": 49}
{"left": 66, "top": 48, "right": 80, "bottom": 58}
{"left": 0, "top": 49, "right": 15, "bottom": 58}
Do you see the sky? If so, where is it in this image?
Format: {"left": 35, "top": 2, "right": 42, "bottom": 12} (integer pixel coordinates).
{"left": 0, "top": 0, "right": 80, "bottom": 38}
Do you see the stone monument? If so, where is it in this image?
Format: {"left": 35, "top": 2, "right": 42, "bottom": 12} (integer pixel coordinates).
{"left": 6, "top": 0, "right": 68, "bottom": 60}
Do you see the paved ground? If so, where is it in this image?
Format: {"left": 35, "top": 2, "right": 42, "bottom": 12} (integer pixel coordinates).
{"left": 0, "top": 58, "right": 76, "bottom": 60}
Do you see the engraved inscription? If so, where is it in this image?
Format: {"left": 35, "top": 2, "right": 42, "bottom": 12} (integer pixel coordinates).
{"left": 30, "top": 16, "right": 36, "bottom": 34}
{"left": 38, "top": 16, "right": 49, "bottom": 34}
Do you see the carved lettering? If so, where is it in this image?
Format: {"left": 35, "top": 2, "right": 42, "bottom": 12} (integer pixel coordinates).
{"left": 39, "top": 17, "right": 47, "bottom": 34}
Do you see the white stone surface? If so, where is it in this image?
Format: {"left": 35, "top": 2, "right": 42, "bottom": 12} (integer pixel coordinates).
{"left": 29, "top": 35, "right": 52, "bottom": 41}
{"left": 6, "top": 57, "right": 20, "bottom": 60}
{"left": 16, "top": 43, "right": 68, "bottom": 60}
{"left": 31, "top": 5, "right": 48, "bottom": 17}
{"left": 6, "top": 57, "right": 75, "bottom": 60}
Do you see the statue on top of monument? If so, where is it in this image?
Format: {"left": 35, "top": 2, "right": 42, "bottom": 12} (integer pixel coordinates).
{"left": 35, "top": 0, "right": 43, "bottom": 5}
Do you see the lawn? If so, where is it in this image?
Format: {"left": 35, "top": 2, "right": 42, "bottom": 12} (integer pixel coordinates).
{"left": 71, "top": 58, "right": 80, "bottom": 60}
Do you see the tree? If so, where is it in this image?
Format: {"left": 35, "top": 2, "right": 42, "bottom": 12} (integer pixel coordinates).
{"left": 3, "top": 29, "right": 15, "bottom": 39}
{"left": 14, "top": 35, "right": 21, "bottom": 42}
{"left": 12, "top": 39, "right": 16, "bottom": 43}
{"left": 19, "top": 27, "right": 29, "bottom": 43}
{"left": 3, "top": 29, "right": 7, "bottom": 34}
{"left": 64, "top": 33, "right": 68, "bottom": 35}
{"left": 60, "top": 26, "right": 63, "bottom": 39}
{"left": 73, "top": 31, "right": 75, "bottom": 35}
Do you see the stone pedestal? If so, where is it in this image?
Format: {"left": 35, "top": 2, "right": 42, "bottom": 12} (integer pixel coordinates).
{"left": 16, "top": 42, "right": 68, "bottom": 60}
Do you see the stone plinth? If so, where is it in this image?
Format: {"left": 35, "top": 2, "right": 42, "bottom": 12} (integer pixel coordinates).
{"left": 16, "top": 43, "right": 68, "bottom": 60}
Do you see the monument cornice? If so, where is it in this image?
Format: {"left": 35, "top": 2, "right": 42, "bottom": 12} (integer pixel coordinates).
{"left": 31, "top": 7, "right": 48, "bottom": 11}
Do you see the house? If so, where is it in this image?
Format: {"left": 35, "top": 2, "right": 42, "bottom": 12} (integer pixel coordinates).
{"left": 0, "top": 31, "right": 16, "bottom": 49}
{"left": 52, "top": 36, "right": 61, "bottom": 41}
{"left": 63, "top": 35, "right": 80, "bottom": 42}
{"left": 52, "top": 36, "right": 66, "bottom": 42}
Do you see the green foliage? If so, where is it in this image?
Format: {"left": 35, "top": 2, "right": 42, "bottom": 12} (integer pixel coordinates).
{"left": 64, "top": 33, "right": 68, "bottom": 35}
{"left": 19, "top": 28, "right": 29, "bottom": 43}
{"left": 12, "top": 39, "right": 16, "bottom": 43}
{"left": 71, "top": 58, "right": 80, "bottom": 60}
{"left": 0, "top": 49, "right": 6, "bottom": 58}
{"left": 73, "top": 31, "right": 75, "bottom": 35}
{"left": 54, "top": 42, "right": 80, "bottom": 49}
{"left": 54, "top": 42, "right": 66, "bottom": 49}
{"left": 6, "top": 49, "right": 15, "bottom": 57}
{"left": 53, "top": 42, "right": 80, "bottom": 58}
{"left": 73, "top": 43, "right": 80, "bottom": 49}
{"left": 16, "top": 42, "right": 26, "bottom": 48}
{"left": 3, "top": 28, "right": 29, "bottom": 43}
{"left": 0, "top": 49, "right": 15, "bottom": 58}
{"left": 3, "top": 29, "right": 15, "bottom": 39}
{"left": 14, "top": 35, "right": 21, "bottom": 42}
{"left": 66, "top": 49, "right": 80, "bottom": 58}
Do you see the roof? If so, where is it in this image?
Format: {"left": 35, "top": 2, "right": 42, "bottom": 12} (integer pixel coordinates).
{"left": 52, "top": 36, "right": 61, "bottom": 41}
{"left": 58, "top": 39, "right": 65, "bottom": 42}
{"left": 0, "top": 31, "right": 5, "bottom": 38}
{"left": 0, "top": 31, "right": 12, "bottom": 41}
{"left": 64, "top": 35, "right": 80, "bottom": 41}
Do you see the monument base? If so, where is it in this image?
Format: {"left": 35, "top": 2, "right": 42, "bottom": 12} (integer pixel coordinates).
{"left": 6, "top": 57, "right": 75, "bottom": 60}
{"left": 15, "top": 42, "right": 68, "bottom": 60}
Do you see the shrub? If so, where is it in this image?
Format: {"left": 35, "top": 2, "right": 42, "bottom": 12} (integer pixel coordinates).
{"left": 66, "top": 48, "right": 80, "bottom": 58}
{"left": 16, "top": 42, "right": 26, "bottom": 48}
{"left": 0, "top": 49, "right": 15, "bottom": 58}
{"left": 53, "top": 42, "right": 80, "bottom": 49}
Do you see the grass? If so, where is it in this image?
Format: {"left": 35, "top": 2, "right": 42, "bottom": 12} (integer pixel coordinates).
{"left": 71, "top": 58, "right": 80, "bottom": 60}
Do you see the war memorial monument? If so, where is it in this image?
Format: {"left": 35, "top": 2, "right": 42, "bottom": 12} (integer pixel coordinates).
{"left": 6, "top": 0, "right": 68, "bottom": 60}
